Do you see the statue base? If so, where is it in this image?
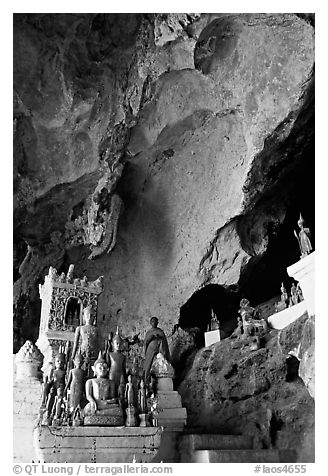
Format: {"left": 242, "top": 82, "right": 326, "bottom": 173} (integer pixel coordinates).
{"left": 72, "top": 418, "right": 83, "bottom": 427}
{"left": 41, "top": 412, "right": 52, "bottom": 426}
{"left": 33, "top": 425, "right": 163, "bottom": 463}
{"left": 157, "top": 377, "right": 173, "bottom": 391}
{"left": 154, "top": 379, "right": 187, "bottom": 431}
{"left": 139, "top": 413, "right": 151, "bottom": 427}
{"left": 287, "top": 252, "right": 314, "bottom": 317}
{"left": 125, "top": 406, "right": 137, "bottom": 427}
{"left": 84, "top": 405, "right": 124, "bottom": 427}
{"left": 84, "top": 414, "right": 124, "bottom": 427}
{"left": 275, "top": 301, "right": 287, "bottom": 313}
{"left": 52, "top": 418, "right": 63, "bottom": 426}
{"left": 204, "top": 330, "right": 221, "bottom": 347}
{"left": 268, "top": 300, "right": 307, "bottom": 330}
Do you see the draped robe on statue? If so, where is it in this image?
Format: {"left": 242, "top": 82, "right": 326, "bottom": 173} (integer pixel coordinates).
{"left": 143, "top": 327, "right": 170, "bottom": 384}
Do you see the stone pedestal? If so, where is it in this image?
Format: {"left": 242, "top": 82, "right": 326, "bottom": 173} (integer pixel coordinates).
{"left": 268, "top": 301, "right": 307, "bottom": 329}
{"left": 33, "top": 426, "right": 162, "bottom": 463}
{"left": 205, "top": 329, "right": 221, "bottom": 347}
{"left": 139, "top": 413, "right": 151, "bottom": 427}
{"left": 126, "top": 406, "right": 137, "bottom": 427}
{"left": 155, "top": 378, "right": 187, "bottom": 431}
{"left": 157, "top": 377, "right": 173, "bottom": 391}
{"left": 84, "top": 404, "right": 124, "bottom": 427}
{"left": 287, "top": 252, "right": 314, "bottom": 317}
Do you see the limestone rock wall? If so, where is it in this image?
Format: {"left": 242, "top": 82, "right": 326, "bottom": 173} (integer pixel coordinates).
{"left": 14, "top": 14, "right": 314, "bottom": 348}
{"left": 178, "top": 316, "right": 315, "bottom": 461}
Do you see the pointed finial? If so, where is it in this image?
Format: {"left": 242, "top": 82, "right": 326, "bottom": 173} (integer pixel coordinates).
{"left": 94, "top": 350, "right": 107, "bottom": 365}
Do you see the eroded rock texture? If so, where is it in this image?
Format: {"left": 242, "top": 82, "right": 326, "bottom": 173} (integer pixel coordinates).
{"left": 179, "top": 316, "right": 315, "bottom": 461}
{"left": 14, "top": 13, "right": 314, "bottom": 357}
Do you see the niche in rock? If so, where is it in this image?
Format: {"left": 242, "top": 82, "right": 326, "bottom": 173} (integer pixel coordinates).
{"left": 285, "top": 355, "right": 300, "bottom": 382}
{"left": 179, "top": 284, "right": 240, "bottom": 345}
{"left": 64, "top": 297, "right": 82, "bottom": 328}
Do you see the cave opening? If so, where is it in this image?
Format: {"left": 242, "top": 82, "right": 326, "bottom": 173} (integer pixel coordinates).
{"left": 179, "top": 284, "right": 241, "bottom": 346}
{"left": 285, "top": 355, "right": 300, "bottom": 382}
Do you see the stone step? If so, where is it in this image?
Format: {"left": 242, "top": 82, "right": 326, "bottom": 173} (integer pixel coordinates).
{"left": 189, "top": 449, "right": 297, "bottom": 463}
{"left": 158, "top": 408, "right": 187, "bottom": 419}
{"left": 179, "top": 433, "right": 253, "bottom": 451}
{"left": 157, "top": 391, "right": 182, "bottom": 408}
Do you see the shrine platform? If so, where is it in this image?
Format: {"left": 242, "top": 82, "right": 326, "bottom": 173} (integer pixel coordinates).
{"left": 33, "top": 425, "right": 184, "bottom": 463}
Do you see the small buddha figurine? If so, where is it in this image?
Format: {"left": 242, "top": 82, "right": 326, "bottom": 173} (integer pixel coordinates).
{"left": 66, "top": 264, "right": 75, "bottom": 283}
{"left": 83, "top": 352, "right": 116, "bottom": 416}
{"left": 67, "top": 310, "right": 74, "bottom": 327}
{"left": 125, "top": 374, "right": 135, "bottom": 407}
{"left": 118, "top": 375, "right": 126, "bottom": 409}
{"left": 72, "top": 405, "right": 83, "bottom": 426}
{"left": 233, "top": 315, "right": 243, "bottom": 338}
{"left": 72, "top": 309, "right": 80, "bottom": 328}
{"left": 104, "top": 332, "right": 113, "bottom": 356}
{"left": 280, "top": 283, "right": 288, "bottom": 304}
{"left": 138, "top": 379, "right": 147, "bottom": 414}
{"left": 81, "top": 276, "right": 88, "bottom": 287}
{"left": 294, "top": 214, "right": 312, "bottom": 258}
{"left": 150, "top": 399, "right": 159, "bottom": 427}
{"left": 64, "top": 353, "right": 85, "bottom": 415}
{"left": 238, "top": 298, "right": 256, "bottom": 325}
{"left": 275, "top": 283, "right": 289, "bottom": 312}
{"left": 58, "top": 272, "right": 66, "bottom": 283}
{"left": 210, "top": 310, "right": 220, "bottom": 331}
{"left": 72, "top": 306, "right": 100, "bottom": 378}
{"left": 43, "top": 353, "right": 66, "bottom": 422}
{"left": 288, "top": 296, "right": 293, "bottom": 308}
{"left": 107, "top": 327, "right": 126, "bottom": 396}
{"left": 52, "top": 387, "right": 65, "bottom": 423}
{"left": 130, "top": 358, "right": 139, "bottom": 407}
{"left": 290, "top": 282, "right": 298, "bottom": 306}
{"left": 296, "top": 283, "right": 304, "bottom": 302}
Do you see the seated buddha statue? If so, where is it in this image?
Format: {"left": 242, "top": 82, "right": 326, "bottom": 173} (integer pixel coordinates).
{"left": 83, "top": 352, "right": 124, "bottom": 426}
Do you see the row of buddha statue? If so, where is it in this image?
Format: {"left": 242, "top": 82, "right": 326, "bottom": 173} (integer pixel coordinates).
{"left": 230, "top": 213, "right": 312, "bottom": 343}
{"left": 39, "top": 312, "right": 171, "bottom": 427}
{"left": 275, "top": 281, "right": 304, "bottom": 313}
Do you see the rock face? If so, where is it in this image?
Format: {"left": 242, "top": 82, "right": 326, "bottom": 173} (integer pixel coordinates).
{"left": 179, "top": 319, "right": 314, "bottom": 461}
{"left": 14, "top": 14, "right": 314, "bottom": 348}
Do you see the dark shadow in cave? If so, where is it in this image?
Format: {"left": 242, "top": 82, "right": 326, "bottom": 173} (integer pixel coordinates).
{"left": 286, "top": 355, "right": 301, "bottom": 382}
{"left": 237, "top": 180, "right": 314, "bottom": 307}
{"left": 236, "top": 78, "right": 314, "bottom": 307}
{"left": 179, "top": 284, "right": 241, "bottom": 347}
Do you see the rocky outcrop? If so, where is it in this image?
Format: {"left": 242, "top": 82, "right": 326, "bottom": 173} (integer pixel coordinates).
{"left": 178, "top": 321, "right": 314, "bottom": 461}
